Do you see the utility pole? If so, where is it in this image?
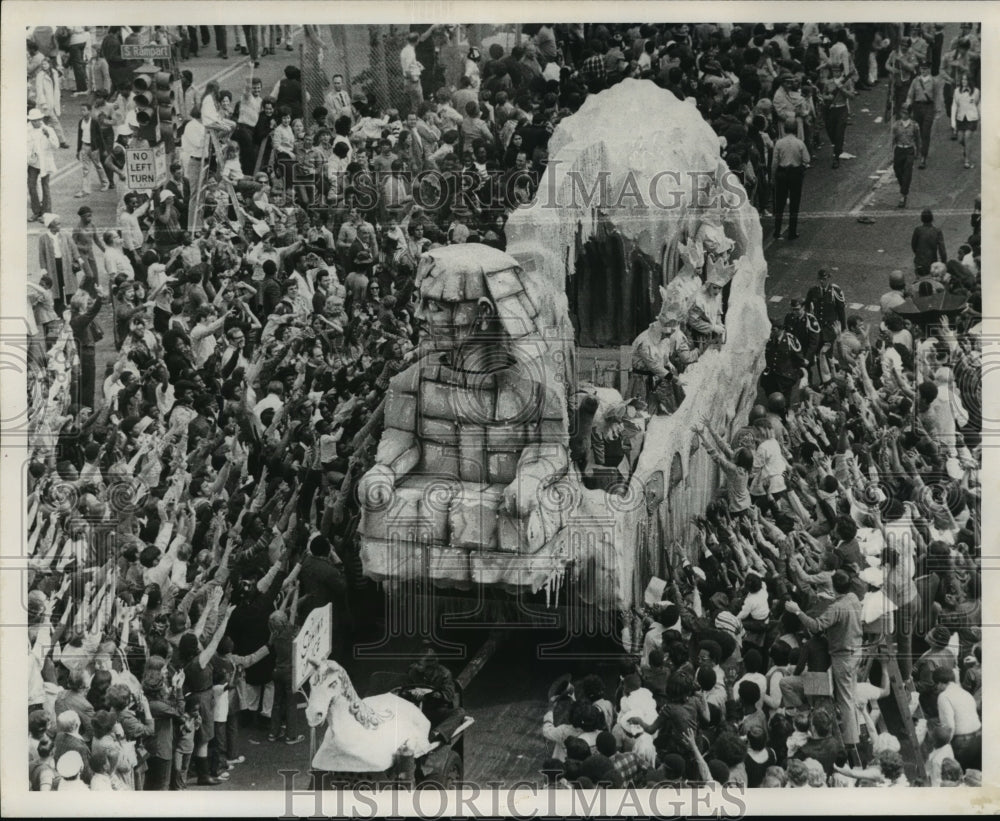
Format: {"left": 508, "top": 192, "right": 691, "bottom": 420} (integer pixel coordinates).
{"left": 371, "top": 25, "right": 390, "bottom": 113}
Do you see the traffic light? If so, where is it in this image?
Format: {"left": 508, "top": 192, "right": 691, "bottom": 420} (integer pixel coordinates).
{"left": 132, "top": 73, "right": 158, "bottom": 145}
{"left": 155, "top": 71, "right": 176, "bottom": 153}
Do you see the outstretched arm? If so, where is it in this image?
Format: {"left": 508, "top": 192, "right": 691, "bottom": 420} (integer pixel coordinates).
{"left": 198, "top": 603, "right": 236, "bottom": 669}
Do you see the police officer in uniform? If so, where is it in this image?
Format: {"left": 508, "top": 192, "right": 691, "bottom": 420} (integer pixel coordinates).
{"left": 783, "top": 297, "right": 821, "bottom": 370}
{"left": 804, "top": 268, "right": 846, "bottom": 386}
{"left": 762, "top": 318, "right": 807, "bottom": 406}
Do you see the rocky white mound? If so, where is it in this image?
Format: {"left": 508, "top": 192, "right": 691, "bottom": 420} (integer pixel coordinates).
{"left": 505, "top": 78, "right": 765, "bottom": 291}
{"left": 504, "top": 78, "right": 771, "bottom": 611}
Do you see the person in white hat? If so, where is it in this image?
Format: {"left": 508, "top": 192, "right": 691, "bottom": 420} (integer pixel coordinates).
{"left": 151, "top": 189, "right": 183, "bottom": 257}
{"left": 38, "top": 213, "right": 83, "bottom": 313}
{"left": 687, "top": 265, "right": 728, "bottom": 351}
{"left": 27, "top": 108, "right": 60, "bottom": 221}
{"left": 628, "top": 287, "right": 700, "bottom": 412}
{"left": 627, "top": 311, "right": 675, "bottom": 409}
{"left": 55, "top": 750, "right": 89, "bottom": 790}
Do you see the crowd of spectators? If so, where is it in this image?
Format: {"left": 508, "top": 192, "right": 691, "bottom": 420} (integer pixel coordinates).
{"left": 539, "top": 203, "right": 982, "bottom": 788}
{"left": 25, "top": 21, "right": 981, "bottom": 791}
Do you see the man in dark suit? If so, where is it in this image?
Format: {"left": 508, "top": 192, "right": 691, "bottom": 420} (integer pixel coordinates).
{"left": 165, "top": 162, "right": 192, "bottom": 229}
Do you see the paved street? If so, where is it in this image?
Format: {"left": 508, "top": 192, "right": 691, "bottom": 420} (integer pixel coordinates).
{"left": 30, "top": 36, "right": 301, "bottom": 262}
{"left": 28, "top": 30, "right": 305, "bottom": 384}
{"left": 760, "top": 68, "right": 979, "bottom": 317}
{"left": 22, "top": 25, "right": 980, "bottom": 793}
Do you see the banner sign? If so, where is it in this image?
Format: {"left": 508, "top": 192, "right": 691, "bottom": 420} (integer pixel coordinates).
{"left": 293, "top": 604, "right": 332, "bottom": 690}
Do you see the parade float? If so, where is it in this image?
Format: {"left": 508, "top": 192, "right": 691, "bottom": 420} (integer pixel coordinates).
{"left": 358, "top": 79, "right": 770, "bottom": 620}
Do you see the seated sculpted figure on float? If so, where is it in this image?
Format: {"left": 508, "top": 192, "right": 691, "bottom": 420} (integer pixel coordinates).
{"left": 358, "top": 244, "right": 572, "bottom": 570}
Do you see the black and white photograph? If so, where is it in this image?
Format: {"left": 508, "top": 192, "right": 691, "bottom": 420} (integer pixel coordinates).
{"left": 1, "top": 3, "right": 995, "bottom": 816}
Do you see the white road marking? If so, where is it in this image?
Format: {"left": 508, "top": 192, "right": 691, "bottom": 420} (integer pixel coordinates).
{"left": 50, "top": 29, "right": 303, "bottom": 184}
{"left": 767, "top": 299, "right": 881, "bottom": 314}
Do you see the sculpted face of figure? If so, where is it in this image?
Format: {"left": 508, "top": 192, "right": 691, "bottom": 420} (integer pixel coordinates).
{"left": 416, "top": 292, "right": 491, "bottom": 351}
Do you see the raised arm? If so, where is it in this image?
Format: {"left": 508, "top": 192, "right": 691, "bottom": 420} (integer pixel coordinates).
{"left": 198, "top": 603, "right": 236, "bottom": 668}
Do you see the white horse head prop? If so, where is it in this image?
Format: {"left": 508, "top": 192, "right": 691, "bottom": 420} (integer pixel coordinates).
{"left": 305, "top": 659, "right": 434, "bottom": 773}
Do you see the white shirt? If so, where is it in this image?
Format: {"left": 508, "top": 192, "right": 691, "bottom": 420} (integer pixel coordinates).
{"left": 237, "top": 92, "right": 262, "bottom": 128}
{"left": 951, "top": 87, "right": 980, "bottom": 125}
{"left": 118, "top": 210, "right": 146, "bottom": 252}
{"left": 103, "top": 245, "right": 135, "bottom": 279}
{"left": 400, "top": 43, "right": 422, "bottom": 80}
{"left": 926, "top": 743, "right": 954, "bottom": 787}
{"left": 190, "top": 320, "right": 219, "bottom": 367}
{"left": 828, "top": 41, "right": 852, "bottom": 74}
{"left": 937, "top": 682, "right": 981, "bottom": 736}
{"left": 68, "top": 26, "right": 91, "bottom": 47}
{"left": 28, "top": 123, "right": 60, "bottom": 174}
{"left": 180, "top": 117, "right": 206, "bottom": 162}
{"left": 737, "top": 585, "right": 770, "bottom": 621}
{"left": 253, "top": 393, "right": 284, "bottom": 428}
{"left": 272, "top": 123, "right": 295, "bottom": 155}
{"left": 732, "top": 672, "right": 767, "bottom": 709}
{"left": 200, "top": 94, "right": 226, "bottom": 130}
{"left": 750, "top": 438, "right": 788, "bottom": 495}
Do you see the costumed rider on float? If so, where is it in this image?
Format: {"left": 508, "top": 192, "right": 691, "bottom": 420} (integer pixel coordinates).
{"left": 628, "top": 288, "right": 699, "bottom": 415}
{"left": 686, "top": 262, "right": 729, "bottom": 353}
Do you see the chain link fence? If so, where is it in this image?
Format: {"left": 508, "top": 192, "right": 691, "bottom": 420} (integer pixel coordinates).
{"left": 300, "top": 24, "right": 524, "bottom": 123}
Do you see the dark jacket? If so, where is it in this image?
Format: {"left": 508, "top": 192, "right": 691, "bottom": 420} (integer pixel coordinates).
{"left": 269, "top": 632, "right": 294, "bottom": 679}
{"left": 298, "top": 554, "right": 351, "bottom": 630}
{"left": 146, "top": 692, "right": 184, "bottom": 759}
{"left": 275, "top": 79, "right": 303, "bottom": 120}
{"left": 227, "top": 575, "right": 281, "bottom": 686}
{"left": 795, "top": 734, "right": 844, "bottom": 775}
{"left": 53, "top": 732, "right": 94, "bottom": 784}
{"left": 54, "top": 690, "right": 96, "bottom": 741}
{"left": 70, "top": 294, "right": 104, "bottom": 347}
{"left": 911, "top": 223, "right": 947, "bottom": 272}
{"left": 76, "top": 115, "right": 105, "bottom": 155}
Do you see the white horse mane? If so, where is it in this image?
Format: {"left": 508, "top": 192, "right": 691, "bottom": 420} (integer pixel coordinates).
{"left": 318, "top": 661, "right": 394, "bottom": 729}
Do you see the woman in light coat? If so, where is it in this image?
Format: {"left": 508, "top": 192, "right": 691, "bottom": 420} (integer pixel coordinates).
{"left": 950, "top": 73, "right": 980, "bottom": 169}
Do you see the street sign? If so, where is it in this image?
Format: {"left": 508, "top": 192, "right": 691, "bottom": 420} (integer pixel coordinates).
{"left": 293, "top": 604, "right": 332, "bottom": 691}
{"left": 123, "top": 44, "right": 171, "bottom": 60}
{"left": 125, "top": 144, "right": 168, "bottom": 190}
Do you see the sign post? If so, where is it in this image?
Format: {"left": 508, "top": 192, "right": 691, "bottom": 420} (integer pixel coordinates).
{"left": 123, "top": 44, "right": 172, "bottom": 61}
{"left": 125, "top": 144, "right": 168, "bottom": 191}
{"left": 293, "top": 604, "right": 333, "bottom": 765}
